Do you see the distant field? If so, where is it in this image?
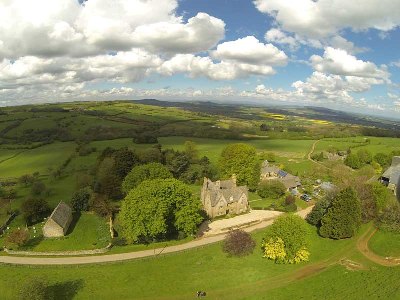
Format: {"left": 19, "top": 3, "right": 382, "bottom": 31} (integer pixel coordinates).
{"left": 159, "top": 137, "right": 315, "bottom": 164}
{"left": 315, "top": 136, "right": 400, "bottom": 155}
{"left": 368, "top": 229, "right": 400, "bottom": 257}
{"left": 0, "top": 142, "right": 76, "bottom": 178}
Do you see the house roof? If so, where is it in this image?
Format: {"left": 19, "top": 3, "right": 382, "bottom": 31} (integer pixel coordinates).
{"left": 47, "top": 201, "right": 72, "bottom": 229}
{"left": 382, "top": 156, "right": 400, "bottom": 182}
{"left": 204, "top": 178, "right": 248, "bottom": 207}
{"left": 261, "top": 165, "right": 280, "bottom": 174}
{"left": 280, "top": 175, "right": 301, "bottom": 189}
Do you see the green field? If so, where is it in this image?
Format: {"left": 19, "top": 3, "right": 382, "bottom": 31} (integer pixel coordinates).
{"left": 0, "top": 225, "right": 398, "bottom": 299}
{"left": 0, "top": 142, "right": 76, "bottom": 178}
{"left": 368, "top": 230, "right": 400, "bottom": 257}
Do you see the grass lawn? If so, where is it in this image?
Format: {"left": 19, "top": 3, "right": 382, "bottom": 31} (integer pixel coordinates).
{"left": 368, "top": 229, "right": 400, "bottom": 257}
{"left": 0, "top": 225, "right": 394, "bottom": 300}
{"left": 23, "top": 213, "right": 110, "bottom": 252}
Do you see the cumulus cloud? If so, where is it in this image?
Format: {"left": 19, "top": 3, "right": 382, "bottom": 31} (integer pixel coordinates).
{"left": 0, "top": 0, "right": 225, "bottom": 59}
{"left": 310, "top": 47, "right": 389, "bottom": 80}
{"left": 212, "top": 36, "right": 287, "bottom": 66}
{"left": 254, "top": 0, "right": 400, "bottom": 38}
{"left": 158, "top": 36, "right": 287, "bottom": 80}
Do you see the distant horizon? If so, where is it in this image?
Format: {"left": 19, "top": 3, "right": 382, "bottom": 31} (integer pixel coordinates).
{"left": 2, "top": 97, "right": 400, "bottom": 122}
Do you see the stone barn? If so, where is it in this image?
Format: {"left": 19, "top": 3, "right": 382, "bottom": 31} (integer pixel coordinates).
{"left": 43, "top": 201, "right": 73, "bottom": 238}
{"left": 201, "top": 176, "right": 249, "bottom": 218}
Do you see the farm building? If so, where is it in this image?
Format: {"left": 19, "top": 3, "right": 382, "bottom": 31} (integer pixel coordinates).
{"left": 381, "top": 156, "right": 400, "bottom": 195}
{"left": 43, "top": 201, "right": 73, "bottom": 238}
{"left": 260, "top": 160, "right": 301, "bottom": 191}
{"left": 201, "top": 176, "right": 249, "bottom": 218}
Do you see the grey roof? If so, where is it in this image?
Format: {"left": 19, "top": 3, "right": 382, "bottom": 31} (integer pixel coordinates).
{"left": 320, "top": 182, "right": 336, "bottom": 191}
{"left": 382, "top": 156, "right": 400, "bottom": 181}
{"left": 261, "top": 165, "right": 280, "bottom": 175}
{"left": 48, "top": 202, "right": 72, "bottom": 229}
{"left": 280, "top": 175, "right": 301, "bottom": 189}
{"left": 205, "top": 179, "right": 248, "bottom": 207}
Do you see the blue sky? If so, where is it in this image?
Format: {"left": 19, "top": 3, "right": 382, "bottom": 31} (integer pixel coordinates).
{"left": 0, "top": 0, "right": 399, "bottom": 118}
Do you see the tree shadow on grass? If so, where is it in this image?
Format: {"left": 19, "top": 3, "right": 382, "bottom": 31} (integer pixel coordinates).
{"left": 65, "top": 212, "right": 81, "bottom": 235}
{"left": 48, "top": 279, "right": 85, "bottom": 300}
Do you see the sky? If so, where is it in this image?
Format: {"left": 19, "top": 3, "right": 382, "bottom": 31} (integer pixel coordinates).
{"left": 0, "top": 0, "right": 400, "bottom": 118}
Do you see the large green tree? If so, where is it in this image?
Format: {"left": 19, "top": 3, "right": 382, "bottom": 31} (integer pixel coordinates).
{"left": 122, "top": 162, "right": 172, "bottom": 193}
{"left": 119, "top": 179, "right": 203, "bottom": 243}
{"left": 261, "top": 214, "right": 310, "bottom": 264}
{"left": 219, "top": 143, "right": 258, "bottom": 187}
{"left": 320, "top": 187, "right": 361, "bottom": 239}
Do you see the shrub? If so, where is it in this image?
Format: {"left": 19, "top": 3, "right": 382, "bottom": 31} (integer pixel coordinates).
{"left": 344, "top": 153, "right": 362, "bottom": 169}
{"left": 222, "top": 229, "right": 256, "bottom": 257}
{"left": 71, "top": 187, "right": 92, "bottom": 212}
{"left": 285, "top": 195, "right": 296, "bottom": 206}
{"left": 261, "top": 214, "right": 310, "bottom": 264}
{"left": 377, "top": 203, "right": 400, "bottom": 233}
{"left": 5, "top": 229, "right": 29, "bottom": 247}
{"left": 257, "top": 180, "right": 286, "bottom": 199}
{"left": 284, "top": 203, "right": 297, "bottom": 212}
{"left": 306, "top": 194, "right": 334, "bottom": 226}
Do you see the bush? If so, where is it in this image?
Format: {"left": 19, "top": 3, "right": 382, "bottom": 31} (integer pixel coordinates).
{"left": 257, "top": 180, "right": 286, "bottom": 199}
{"left": 222, "top": 229, "right": 256, "bottom": 257}
{"left": 284, "top": 203, "right": 297, "bottom": 212}
{"left": 306, "top": 194, "right": 334, "bottom": 226}
{"left": 71, "top": 187, "right": 92, "bottom": 212}
{"left": 30, "top": 181, "right": 47, "bottom": 196}
{"left": 377, "top": 203, "right": 400, "bottom": 233}
{"left": 285, "top": 195, "right": 296, "bottom": 206}
{"left": 5, "top": 229, "right": 29, "bottom": 247}
{"left": 261, "top": 214, "right": 310, "bottom": 264}
{"left": 344, "top": 153, "right": 362, "bottom": 169}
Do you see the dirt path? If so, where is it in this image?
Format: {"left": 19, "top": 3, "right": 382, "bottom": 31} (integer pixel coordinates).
{"left": 307, "top": 139, "right": 329, "bottom": 169}
{"left": 0, "top": 207, "right": 314, "bottom": 266}
{"left": 356, "top": 225, "right": 400, "bottom": 267}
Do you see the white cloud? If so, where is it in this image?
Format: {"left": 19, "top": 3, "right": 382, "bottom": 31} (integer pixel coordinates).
{"left": 254, "top": 0, "right": 400, "bottom": 38}
{"left": 212, "top": 36, "right": 288, "bottom": 66}
{"left": 0, "top": 0, "right": 225, "bottom": 59}
{"left": 265, "top": 28, "right": 299, "bottom": 51}
{"left": 158, "top": 53, "right": 276, "bottom": 80}
{"left": 310, "top": 47, "right": 389, "bottom": 80}
{"left": 131, "top": 13, "right": 225, "bottom": 54}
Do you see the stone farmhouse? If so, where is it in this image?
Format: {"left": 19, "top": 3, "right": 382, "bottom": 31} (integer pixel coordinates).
{"left": 43, "top": 201, "right": 73, "bottom": 238}
{"left": 201, "top": 176, "right": 249, "bottom": 218}
{"left": 381, "top": 156, "right": 400, "bottom": 195}
{"left": 260, "top": 160, "right": 301, "bottom": 191}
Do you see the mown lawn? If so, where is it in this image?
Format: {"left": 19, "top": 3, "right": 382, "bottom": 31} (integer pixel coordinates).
{"left": 0, "top": 223, "right": 359, "bottom": 299}
{"left": 22, "top": 213, "right": 110, "bottom": 252}
{"left": 368, "top": 229, "right": 400, "bottom": 257}
{"left": 0, "top": 225, "right": 394, "bottom": 300}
